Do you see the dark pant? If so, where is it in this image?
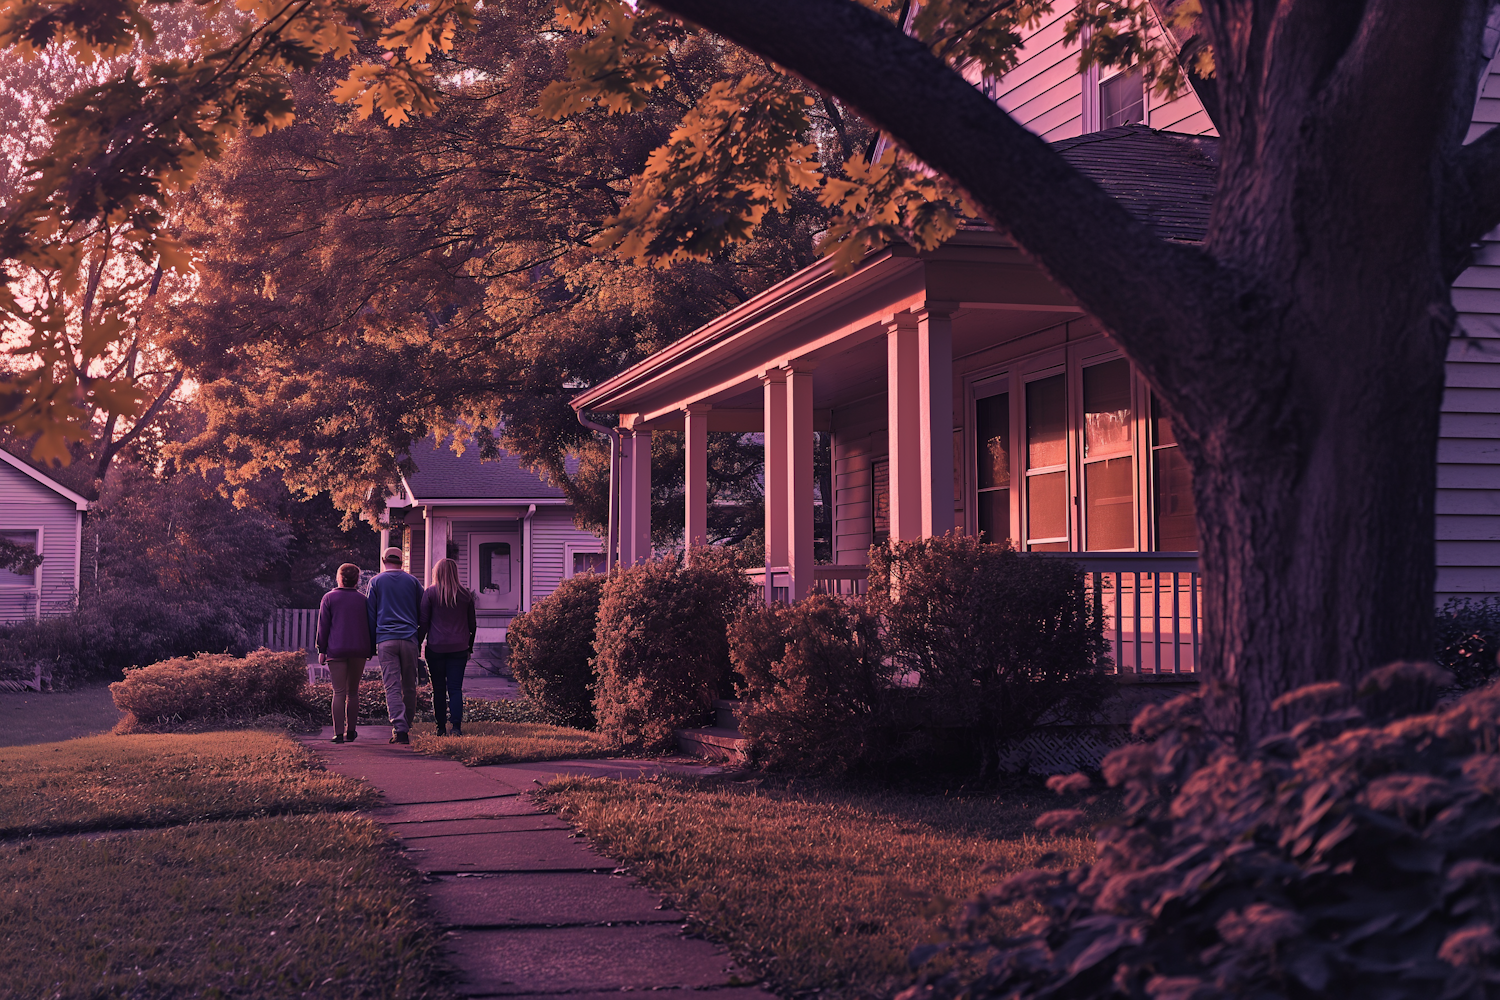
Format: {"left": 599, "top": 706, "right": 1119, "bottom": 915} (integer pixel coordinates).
{"left": 427, "top": 649, "right": 469, "bottom": 730}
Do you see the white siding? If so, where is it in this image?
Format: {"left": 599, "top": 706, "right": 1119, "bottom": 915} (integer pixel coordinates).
{"left": 831, "top": 396, "right": 887, "bottom": 566}
{"left": 1439, "top": 57, "right": 1500, "bottom": 600}
{"left": 529, "top": 506, "right": 601, "bottom": 604}
{"left": 0, "top": 464, "right": 81, "bottom": 622}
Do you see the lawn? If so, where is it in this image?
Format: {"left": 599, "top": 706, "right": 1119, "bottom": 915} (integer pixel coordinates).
{"left": 0, "top": 730, "right": 378, "bottom": 838}
{"left": 411, "top": 720, "right": 615, "bottom": 766}
{"left": 539, "top": 774, "right": 1110, "bottom": 1000}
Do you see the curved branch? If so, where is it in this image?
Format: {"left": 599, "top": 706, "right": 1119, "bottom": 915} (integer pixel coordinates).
{"left": 647, "top": 0, "right": 1226, "bottom": 371}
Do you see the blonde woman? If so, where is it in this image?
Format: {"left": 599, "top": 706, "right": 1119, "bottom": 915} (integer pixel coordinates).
{"left": 418, "top": 558, "right": 477, "bottom": 735}
{"left": 315, "top": 563, "right": 376, "bottom": 743}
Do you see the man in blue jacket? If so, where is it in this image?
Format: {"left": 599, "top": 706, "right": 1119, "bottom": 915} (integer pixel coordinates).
{"left": 367, "top": 547, "right": 425, "bottom": 744}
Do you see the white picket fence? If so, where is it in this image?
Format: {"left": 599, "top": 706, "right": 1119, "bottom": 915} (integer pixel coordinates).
{"left": 258, "top": 608, "right": 320, "bottom": 653}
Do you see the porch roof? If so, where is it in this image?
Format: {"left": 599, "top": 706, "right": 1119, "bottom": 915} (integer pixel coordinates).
{"left": 400, "top": 437, "right": 574, "bottom": 505}
{"left": 571, "top": 126, "right": 1217, "bottom": 423}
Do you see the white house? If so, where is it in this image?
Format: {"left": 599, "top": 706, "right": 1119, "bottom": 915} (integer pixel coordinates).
{"left": 0, "top": 449, "right": 89, "bottom": 622}
{"left": 386, "top": 438, "right": 603, "bottom": 645}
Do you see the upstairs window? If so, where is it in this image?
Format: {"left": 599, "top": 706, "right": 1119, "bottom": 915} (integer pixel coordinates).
{"left": 1101, "top": 68, "right": 1145, "bottom": 128}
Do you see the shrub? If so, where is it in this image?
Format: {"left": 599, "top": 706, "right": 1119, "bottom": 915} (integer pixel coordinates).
{"left": 731, "top": 594, "right": 892, "bottom": 774}
{"left": 592, "top": 548, "right": 753, "bottom": 751}
{"left": 868, "top": 535, "right": 1113, "bottom": 775}
{"left": 904, "top": 662, "right": 1500, "bottom": 1000}
{"left": 1434, "top": 596, "right": 1500, "bottom": 691}
{"left": 508, "top": 572, "right": 606, "bottom": 728}
{"left": 111, "top": 650, "right": 308, "bottom": 726}
{"left": 0, "top": 586, "right": 275, "bottom": 688}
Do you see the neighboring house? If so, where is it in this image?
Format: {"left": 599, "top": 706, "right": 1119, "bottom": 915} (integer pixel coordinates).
{"left": 386, "top": 438, "right": 603, "bottom": 645}
{"left": 0, "top": 449, "right": 88, "bottom": 623}
{"left": 571, "top": 17, "right": 1500, "bottom": 673}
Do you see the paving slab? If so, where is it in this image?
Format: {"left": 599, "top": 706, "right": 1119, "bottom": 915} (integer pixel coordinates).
{"left": 404, "top": 830, "right": 611, "bottom": 873}
{"left": 445, "top": 925, "right": 744, "bottom": 996}
{"left": 425, "top": 874, "right": 682, "bottom": 927}
{"left": 366, "top": 798, "right": 545, "bottom": 823}
{"left": 487, "top": 992, "right": 773, "bottom": 1000}
{"left": 393, "top": 816, "right": 572, "bottom": 838}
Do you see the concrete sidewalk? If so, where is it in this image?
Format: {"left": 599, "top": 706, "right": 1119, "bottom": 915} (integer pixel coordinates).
{"left": 299, "top": 726, "right": 772, "bottom": 999}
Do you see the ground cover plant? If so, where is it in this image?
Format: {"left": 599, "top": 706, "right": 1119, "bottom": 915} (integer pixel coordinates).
{"left": 538, "top": 774, "right": 1110, "bottom": 999}
{"left": 904, "top": 665, "right": 1500, "bottom": 1000}
{"left": 0, "top": 730, "right": 376, "bottom": 838}
{"left": 509, "top": 572, "right": 606, "bottom": 729}
{"left": 1, "top": 813, "right": 449, "bottom": 1000}
{"left": 412, "top": 720, "right": 616, "bottom": 766}
{"left": 1434, "top": 596, "right": 1500, "bottom": 691}
{"left": 111, "top": 650, "right": 309, "bottom": 731}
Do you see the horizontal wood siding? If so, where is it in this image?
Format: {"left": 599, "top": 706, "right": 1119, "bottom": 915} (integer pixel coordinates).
{"left": 831, "top": 396, "right": 887, "bottom": 566}
{"left": 1438, "top": 57, "right": 1500, "bottom": 601}
{"left": 0, "top": 463, "right": 80, "bottom": 621}
{"left": 529, "top": 507, "right": 601, "bottom": 605}
{"left": 994, "top": 7, "right": 1083, "bottom": 140}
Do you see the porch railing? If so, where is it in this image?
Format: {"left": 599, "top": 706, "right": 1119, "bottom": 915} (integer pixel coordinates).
{"left": 744, "top": 551, "right": 1201, "bottom": 676}
{"left": 258, "top": 608, "right": 319, "bottom": 653}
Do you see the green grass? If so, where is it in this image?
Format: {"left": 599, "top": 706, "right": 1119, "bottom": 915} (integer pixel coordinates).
{"left": 0, "top": 731, "right": 378, "bottom": 838}
{"left": 540, "top": 775, "right": 1112, "bottom": 1000}
{"left": 411, "top": 720, "right": 616, "bottom": 766}
{"left": 0, "top": 813, "right": 451, "bottom": 999}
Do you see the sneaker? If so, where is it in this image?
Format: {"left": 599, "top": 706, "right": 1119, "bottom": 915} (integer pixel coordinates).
{"left": 389, "top": 731, "right": 410, "bottom": 745}
{"left": 330, "top": 734, "right": 345, "bottom": 744}
{"left": 436, "top": 725, "right": 448, "bottom": 737}
{"left": 345, "top": 728, "right": 357, "bottom": 742}
{"left": 451, "top": 726, "right": 462, "bottom": 737}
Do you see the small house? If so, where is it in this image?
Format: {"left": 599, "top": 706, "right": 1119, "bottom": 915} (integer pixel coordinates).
{"left": 0, "top": 449, "right": 89, "bottom": 623}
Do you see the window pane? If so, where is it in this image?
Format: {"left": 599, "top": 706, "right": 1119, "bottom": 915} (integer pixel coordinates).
{"left": 976, "top": 392, "right": 1010, "bottom": 489}
{"left": 1101, "top": 68, "right": 1144, "bottom": 128}
{"left": 1083, "top": 359, "right": 1131, "bottom": 456}
{"left": 872, "top": 459, "right": 890, "bottom": 541}
{"left": 977, "top": 489, "right": 1010, "bottom": 545}
{"left": 1026, "top": 470, "right": 1068, "bottom": 542}
{"left": 479, "top": 542, "right": 512, "bottom": 593}
{"left": 1154, "top": 446, "right": 1200, "bottom": 551}
{"left": 1085, "top": 456, "right": 1134, "bottom": 549}
{"left": 1026, "top": 375, "right": 1067, "bottom": 469}
{"left": 1152, "top": 393, "right": 1178, "bottom": 447}
{"left": 572, "top": 552, "right": 605, "bottom": 575}
{"left": 0, "top": 530, "right": 37, "bottom": 586}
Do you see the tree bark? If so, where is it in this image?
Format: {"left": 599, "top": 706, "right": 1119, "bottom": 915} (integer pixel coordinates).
{"left": 651, "top": 0, "right": 1500, "bottom": 743}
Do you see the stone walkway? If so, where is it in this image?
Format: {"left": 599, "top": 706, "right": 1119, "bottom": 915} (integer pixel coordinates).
{"left": 299, "top": 727, "right": 773, "bottom": 999}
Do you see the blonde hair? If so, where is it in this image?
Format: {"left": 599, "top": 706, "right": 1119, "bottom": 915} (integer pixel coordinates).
{"left": 433, "top": 558, "right": 470, "bottom": 607}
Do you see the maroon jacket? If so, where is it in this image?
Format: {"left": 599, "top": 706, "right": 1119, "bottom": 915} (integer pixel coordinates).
{"left": 316, "top": 587, "right": 377, "bottom": 658}
{"left": 419, "top": 587, "right": 477, "bottom": 654}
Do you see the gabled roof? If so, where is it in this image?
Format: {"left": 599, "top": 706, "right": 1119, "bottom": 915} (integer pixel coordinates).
{"left": 1052, "top": 125, "right": 1218, "bottom": 243}
{"left": 0, "top": 449, "right": 89, "bottom": 511}
{"left": 400, "top": 438, "right": 574, "bottom": 504}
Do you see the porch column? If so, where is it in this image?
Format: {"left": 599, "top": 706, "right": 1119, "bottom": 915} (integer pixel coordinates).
{"left": 785, "top": 364, "right": 815, "bottom": 602}
{"left": 378, "top": 527, "right": 390, "bottom": 563}
{"left": 917, "top": 305, "right": 956, "bottom": 536}
{"left": 684, "top": 403, "right": 710, "bottom": 558}
{"left": 762, "top": 370, "right": 788, "bottom": 584}
{"left": 886, "top": 315, "right": 923, "bottom": 541}
{"left": 627, "top": 427, "right": 652, "bottom": 563}
{"left": 616, "top": 421, "right": 634, "bottom": 565}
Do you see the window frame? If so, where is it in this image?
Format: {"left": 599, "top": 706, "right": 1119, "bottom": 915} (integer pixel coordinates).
{"left": 564, "top": 542, "right": 606, "bottom": 579}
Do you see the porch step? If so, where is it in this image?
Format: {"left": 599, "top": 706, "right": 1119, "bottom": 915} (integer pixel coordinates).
{"left": 675, "top": 726, "right": 749, "bottom": 762}
{"left": 714, "top": 698, "right": 742, "bottom": 730}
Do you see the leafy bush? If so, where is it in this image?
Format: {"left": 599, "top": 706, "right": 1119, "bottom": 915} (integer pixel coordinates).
{"left": 731, "top": 594, "right": 892, "bottom": 774}
{"left": 509, "top": 572, "right": 606, "bottom": 728}
{"left": 592, "top": 548, "right": 753, "bottom": 751}
{"left": 1434, "top": 596, "right": 1500, "bottom": 691}
{"left": 0, "top": 587, "right": 275, "bottom": 688}
{"left": 111, "top": 651, "right": 308, "bottom": 726}
{"left": 904, "top": 662, "right": 1500, "bottom": 1000}
{"left": 868, "top": 535, "right": 1113, "bottom": 775}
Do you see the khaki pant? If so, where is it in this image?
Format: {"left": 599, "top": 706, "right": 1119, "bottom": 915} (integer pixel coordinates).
{"left": 327, "top": 657, "right": 366, "bottom": 734}
{"left": 377, "top": 639, "right": 419, "bottom": 733}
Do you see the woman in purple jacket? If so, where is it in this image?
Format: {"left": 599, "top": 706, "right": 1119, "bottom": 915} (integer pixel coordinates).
{"left": 419, "top": 558, "right": 477, "bottom": 736}
{"left": 316, "top": 563, "right": 377, "bottom": 744}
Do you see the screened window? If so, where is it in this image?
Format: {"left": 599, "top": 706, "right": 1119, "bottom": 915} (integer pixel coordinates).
{"left": 0, "top": 530, "right": 38, "bottom": 587}
{"left": 1101, "top": 68, "right": 1145, "bottom": 128}
{"left": 1025, "top": 374, "right": 1069, "bottom": 550}
{"left": 871, "top": 458, "right": 890, "bottom": 543}
{"left": 1152, "top": 396, "right": 1200, "bottom": 551}
{"left": 1082, "top": 359, "right": 1135, "bottom": 549}
{"left": 975, "top": 391, "right": 1011, "bottom": 544}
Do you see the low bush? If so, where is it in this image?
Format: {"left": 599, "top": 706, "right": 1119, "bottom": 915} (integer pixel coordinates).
{"left": 731, "top": 594, "right": 893, "bottom": 774}
{"left": 508, "top": 572, "right": 606, "bottom": 728}
{"left": 1434, "top": 595, "right": 1500, "bottom": 691}
{"left": 905, "top": 663, "right": 1500, "bottom": 1000}
{"left": 868, "top": 535, "right": 1114, "bottom": 776}
{"left": 0, "top": 586, "right": 274, "bottom": 688}
{"left": 592, "top": 548, "right": 753, "bottom": 751}
{"left": 111, "top": 650, "right": 308, "bottom": 727}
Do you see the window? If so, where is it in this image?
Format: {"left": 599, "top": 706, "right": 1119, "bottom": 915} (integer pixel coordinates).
{"left": 1025, "top": 374, "right": 1069, "bottom": 550}
{"left": 975, "top": 390, "right": 1011, "bottom": 544}
{"left": 1152, "top": 396, "right": 1200, "bottom": 551}
{"left": 1081, "top": 359, "right": 1134, "bottom": 550}
{"left": 871, "top": 458, "right": 890, "bottom": 543}
{"left": 568, "top": 549, "right": 606, "bottom": 577}
{"left": 1101, "top": 68, "right": 1144, "bottom": 128}
{"left": 477, "top": 541, "right": 512, "bottom": 594}
{"left": 0, "top": 530, "right": 38, "bottom": 587}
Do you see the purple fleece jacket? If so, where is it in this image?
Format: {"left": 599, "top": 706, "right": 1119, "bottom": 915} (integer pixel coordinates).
{"left": 316, "top": 587, "right": 377, "bottom": 658}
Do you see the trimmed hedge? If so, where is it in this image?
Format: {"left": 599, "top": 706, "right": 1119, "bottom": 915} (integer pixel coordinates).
{"left": 509, "top": 572, "right": 606, "bottom": 728}
{"left": 110, "top": 650, "right": 308, "bottom": 726}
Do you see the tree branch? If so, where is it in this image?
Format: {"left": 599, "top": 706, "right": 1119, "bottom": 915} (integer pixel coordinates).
{"left": 95, "top": 369, "right": 183, "bottom": 480}
{"left": 648, "top": 0, "right": 1227, "bottom": 372}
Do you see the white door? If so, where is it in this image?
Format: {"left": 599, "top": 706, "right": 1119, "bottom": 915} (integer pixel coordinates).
{"left": 470, "top": 532, "right": 521, "bottom": 612}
